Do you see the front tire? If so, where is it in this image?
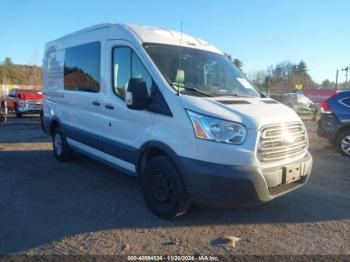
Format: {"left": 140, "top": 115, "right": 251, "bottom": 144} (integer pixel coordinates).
{"left": 141, "top": 156, "right": 190, "bottom": 219}
{"left": 313, "top": 110, "right": 320, "bottom": 121}
{"left": 336, "top": 130, "right": 350, "bottom": 157}
{"left": 52, "top": 128, "right": 74, "bottom": 161}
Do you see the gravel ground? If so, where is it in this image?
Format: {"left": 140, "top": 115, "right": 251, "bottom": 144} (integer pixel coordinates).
{"left": 0, "top": 115, "right": 349, "bottom": 256}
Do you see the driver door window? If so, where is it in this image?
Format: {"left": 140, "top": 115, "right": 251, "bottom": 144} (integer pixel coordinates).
{"left": 113, "top": 47, "right": 152, "bottom": 98}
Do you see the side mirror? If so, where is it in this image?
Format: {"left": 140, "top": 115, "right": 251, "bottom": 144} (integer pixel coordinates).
{"left": 125, "top": 78, "right": 150, "bottom": 110}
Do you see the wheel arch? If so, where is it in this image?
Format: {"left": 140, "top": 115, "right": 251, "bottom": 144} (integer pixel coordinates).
{"left": 334, "top": 123, "right": 350, "bottom": 142}
{"left": 136, "top": 141, "right": 187, "bottom": 183}
{"left": 49, "top": 117, "right": 62, "bottom": 137}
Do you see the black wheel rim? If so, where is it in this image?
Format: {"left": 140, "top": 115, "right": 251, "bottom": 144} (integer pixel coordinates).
{"left": 150, "top": 172, "right": 172, "bottom": 203}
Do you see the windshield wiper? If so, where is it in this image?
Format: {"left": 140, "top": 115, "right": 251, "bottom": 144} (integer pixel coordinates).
{"left": 170, "top": 83, "right": 214, "bottom": 97}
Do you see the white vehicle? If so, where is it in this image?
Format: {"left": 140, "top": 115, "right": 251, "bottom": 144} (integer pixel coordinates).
{"left": 42, "top": 24, "right": 313, "bottom": 218}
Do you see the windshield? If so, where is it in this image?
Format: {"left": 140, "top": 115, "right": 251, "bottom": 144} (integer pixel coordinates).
{"left": 297, "top": 94, "right": 313, "bottom": 106}
{"left": 144, "top": 43, "right": 261, "bottom": 97}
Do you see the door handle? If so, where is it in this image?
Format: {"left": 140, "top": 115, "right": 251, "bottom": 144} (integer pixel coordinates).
{"left": 92, "top": 100, "right": 101, "bottom": 106}
{"left": 105, "top": 104, "right": 114, "bottom": 110}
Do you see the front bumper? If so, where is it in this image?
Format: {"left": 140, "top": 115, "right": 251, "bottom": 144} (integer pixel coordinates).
{"left": 318, "top": 113, "right": 341, "bottom": 141}
{"left": 180, "top": 152, "right": 312, "bottom": 207}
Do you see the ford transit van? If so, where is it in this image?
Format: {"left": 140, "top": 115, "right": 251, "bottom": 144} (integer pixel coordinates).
{"left": 42, "top": 24, "right": 312, "bottom": 218}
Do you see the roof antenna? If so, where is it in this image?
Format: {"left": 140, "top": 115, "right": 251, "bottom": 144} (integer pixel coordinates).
{"left": 177, "top": 21, "right": 183, "bottom": 96}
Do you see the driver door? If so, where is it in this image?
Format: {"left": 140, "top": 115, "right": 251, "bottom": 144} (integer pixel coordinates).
{"left": 98, "top": 40, "right": 155, "bottom": 173}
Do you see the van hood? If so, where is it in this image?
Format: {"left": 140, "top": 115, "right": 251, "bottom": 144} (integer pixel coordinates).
{"left": 180, "top": 96, "right": 302, "bottom": 129}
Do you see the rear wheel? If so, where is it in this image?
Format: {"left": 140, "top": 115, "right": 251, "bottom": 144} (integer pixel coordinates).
{"left": 16, "top": 113, "right": 22, "bottom": 118}
{"left": 0, "top": 114, "right": 6, "bottom": 123}
{"left": 40, "top": 111, "right": 45, "bottom": 133}
{"left": 336, "top": 130, "right": 350, "bottom": 157}
{"left": 52, "top": 128, "right": 74, "bottom": 161}
{"left": 141, "top": 156, "right": 190, "bottom": 219}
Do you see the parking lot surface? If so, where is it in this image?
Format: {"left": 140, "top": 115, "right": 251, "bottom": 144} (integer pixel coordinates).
{"left": 0, "top": 115, "right": 349, "bottom": 255}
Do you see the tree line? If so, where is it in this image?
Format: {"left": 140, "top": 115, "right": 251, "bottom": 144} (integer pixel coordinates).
{"left": 1, "top": 55, "right": 347, "bottom": 93}
{"left": 224, "top": 54, "right": 348, "bottom": 93}
{"left": 0, "top": 57, "right": 42, "bottom": 86}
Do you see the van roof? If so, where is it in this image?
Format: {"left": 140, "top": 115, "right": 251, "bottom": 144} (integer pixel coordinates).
{"left": 46, "top": 23, "right": 222, "bottom": 54}
{"left": 124, "top": 24, "right": 221, "bottom": 53}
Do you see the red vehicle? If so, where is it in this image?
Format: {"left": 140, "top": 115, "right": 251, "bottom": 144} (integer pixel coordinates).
{"left": 301, "top": 89, "right": 337, "bottom": 104}
{"left": 6, "top": 89, "right": 43, "bottom": 117}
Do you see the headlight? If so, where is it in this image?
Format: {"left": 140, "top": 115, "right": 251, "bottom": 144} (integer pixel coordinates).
{"left": 186, "top": 110, "right": 246, "bottom": 144}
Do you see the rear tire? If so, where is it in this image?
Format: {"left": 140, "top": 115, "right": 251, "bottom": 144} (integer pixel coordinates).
{"left": 336, "top": 130, "right": 350, "bottom": 157}
{"left": 52, "top": 127, "right": 74, "bottom": 161}
{"left": 0, "top": 114, "right": 6, "bottom": 123}
{"left": 141, "top": 156, "right": 190, "bottom": 219}
{"left": 16, "top": 113, "right": 22, "bottom": 118}
{"left": 40, "top": 111, "right": 46, "bottom": 133}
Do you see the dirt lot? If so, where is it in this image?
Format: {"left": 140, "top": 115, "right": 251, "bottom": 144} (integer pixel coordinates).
{"left": 0, "top": 115, "right": 349, "bottom": 256}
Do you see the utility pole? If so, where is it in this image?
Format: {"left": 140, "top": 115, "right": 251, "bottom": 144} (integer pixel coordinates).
{"left": 335, "top": 69, "right": 339, "bottom": 90}
{"left": 341, "top": 67, "right": 349, "bottom": 89}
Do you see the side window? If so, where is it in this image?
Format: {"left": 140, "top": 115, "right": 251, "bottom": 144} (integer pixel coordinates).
{"left": 64, "top": 42, "right": 101, "bottom": 93}
{"left": 113, "top": 47, "right": 153, "bottom": 98}
{"left": 113, "top": 47, "right": 131, "bottom": 98}
{"left": 45, "top": 49, "right": 64, "bottom": 90}
{"left": 340, "top": 97, "right": 350, "bottom": 107}
{"left": 131, "top": 52, "right": 152, "bottom": 91}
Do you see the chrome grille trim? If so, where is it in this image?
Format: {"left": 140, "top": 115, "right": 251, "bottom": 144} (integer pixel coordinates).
{"left": 24, "top": 100, "right": 42, "bottom": 109}
{"left": 258, "top": 122, "right": 308, "bottom": 163}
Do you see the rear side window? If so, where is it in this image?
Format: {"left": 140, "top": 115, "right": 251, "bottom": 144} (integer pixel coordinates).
{"left": 45, "top": 49, "right": 64, "bottom": 90}
{"left": 113, "top": 47, "right": 153, "bottom": 98}
{"left": 64, "top": 42, "right": 101, "bottom": 93}
{"left": 340, "top": 97, "right": 350, "bottom": 107}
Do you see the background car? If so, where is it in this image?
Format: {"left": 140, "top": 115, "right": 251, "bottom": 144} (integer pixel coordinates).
{"left": 318, "top": 90, "right": 350, "bottom": 156}
{"left": 6, "top": 89, "right": 43, "bottom": 117}
{"left": 270, "top": 93, "right": 321, "bottom": 120}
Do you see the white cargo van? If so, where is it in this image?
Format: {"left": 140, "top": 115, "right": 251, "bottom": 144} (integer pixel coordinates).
{"left": 42, "top": 23, "right": 312, "bottom": 218}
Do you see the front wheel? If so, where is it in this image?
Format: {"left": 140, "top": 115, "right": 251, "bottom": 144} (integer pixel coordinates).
{"left": 336, "top": 130, "right": 350, "bottom": 157}
{"left": 141, "top": 156, "right": 190, "bottom": 219}
{"left": 52, "top": 128, "right": 74, "bottom": 161}
{"left": 313, "top": 111, "right": 321, "bottom": 121}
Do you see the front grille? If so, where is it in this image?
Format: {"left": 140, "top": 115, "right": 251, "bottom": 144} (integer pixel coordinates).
{"left": 258, "top": 122, "right": 308, "bottom": 163}
{"left": 25, "top": 101, "right": 42, "bottom": 110}
{"left": 268, "top": 177, "right": 306, "bottom": 196}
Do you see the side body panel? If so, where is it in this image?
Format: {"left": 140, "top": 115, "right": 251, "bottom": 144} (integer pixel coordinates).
{"left": 329, "top": 91, "right": 350, "bottom": 123}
